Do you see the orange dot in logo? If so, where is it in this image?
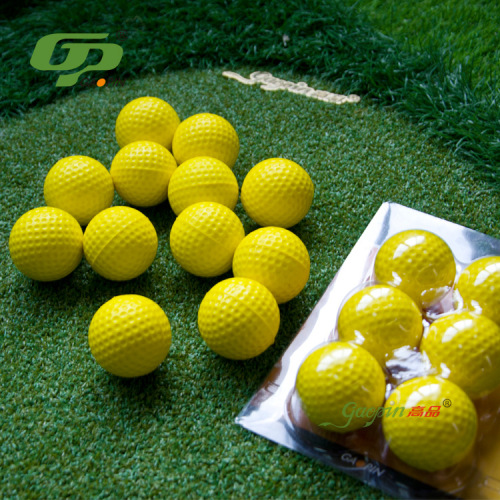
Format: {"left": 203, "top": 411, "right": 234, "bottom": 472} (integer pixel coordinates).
{"left": 96, "top": 78, "right": 106, "bottom": 87}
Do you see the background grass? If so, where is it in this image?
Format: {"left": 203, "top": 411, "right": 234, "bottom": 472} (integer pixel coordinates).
{"left": 1, "top": 67, "right": 498, "bottom": 498}
{"left": 345, "top": 0, "right": 499, "bottom": 92}
{"left": 0, "top": 0, "right": 498, "bottom": 184}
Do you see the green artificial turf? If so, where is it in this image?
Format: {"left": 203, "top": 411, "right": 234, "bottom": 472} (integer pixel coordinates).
{"left": 0, "top": 0, "right": 498, "bottom": 185}
{"left": 1, "top": 68, "right": 498, "bottom": 498}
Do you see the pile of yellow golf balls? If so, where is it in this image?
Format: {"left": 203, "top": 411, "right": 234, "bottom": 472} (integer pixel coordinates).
{"left": 296, "top": 228, "right": 500, "bottom": 473}
{"left": 165, "top": 114, "right": 314, "bottom": 360}
{"left": 9, "top": 94, "right": 316, "bottom": 377}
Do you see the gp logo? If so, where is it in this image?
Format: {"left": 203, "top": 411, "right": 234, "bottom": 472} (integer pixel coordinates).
{"left": 30, "top": 33, "right": 123, "bottom": 87}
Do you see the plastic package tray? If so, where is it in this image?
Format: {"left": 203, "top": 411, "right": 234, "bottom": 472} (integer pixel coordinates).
{"left": 236, "top": 202, "right": 500, "bottom": 499}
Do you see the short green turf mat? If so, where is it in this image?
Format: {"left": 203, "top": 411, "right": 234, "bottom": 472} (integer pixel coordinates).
{"left": 1, "top": 68, "right": 498, "bottom": 499}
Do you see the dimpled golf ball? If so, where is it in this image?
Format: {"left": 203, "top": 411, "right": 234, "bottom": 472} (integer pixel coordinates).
{"left": 198, "top": 277, "right": 280, "bottom": 359}
{"left": 420, "top": 311, "right": 500, "bottom": 399}
{"left": 110, "top": 140, "right": 177, "bottom": 207}
{"left": 167, "top": 156, "right": 239, "bottom": 216}
{"left": 455, "top": 256, "right": 500, "bottom": 325}
{"left": 89, "top": 295, "right": 172, "bottom": 378}
{"left": 9, "top": 207, "right": 83, "bottom": 281}
{"left": 43, "top": 156, "right": 114, "bottom": 226}
{"left": 170, "top": 202, "right": 245, "bottom": 277}
{"left": 296, "top": 342, "right": 386, "bottom": 433}
{"left": 241, "top": 158, "right": 314, "bottom": 228}
{"left": 83, "top": 206, "right": 158, "bottom": 281}
{"left": 374, "top": 230, "right": 456, "bottom": 307}
{"left": 382, "top": 376, "right": 477, "bottom": 471}
{"left": 115, "top": 96, "right": 180, "bottom": 150}
{"left": 172, "top": 113, "right": 239, "bottom": 168}
{"left": 232, "top": 227, "right": 310, "bottom": 304}
{"left": 337, "top": 284, "right": 423, "bottom": 367}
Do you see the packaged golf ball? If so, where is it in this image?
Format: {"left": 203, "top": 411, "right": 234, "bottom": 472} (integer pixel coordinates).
{"left": 453, "top": 256, "right": 500, "bottom": 326}
{"left": 237, "top": 202, "right": 500, "bottom": 500}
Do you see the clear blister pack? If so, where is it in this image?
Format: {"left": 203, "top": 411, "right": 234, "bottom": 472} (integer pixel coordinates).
{"left": 237, "top": 202, "right": 500, "bottom": 499}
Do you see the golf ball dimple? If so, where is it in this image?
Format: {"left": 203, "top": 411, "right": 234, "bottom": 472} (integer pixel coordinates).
{"left": 167, "top": 156, "right": 239, "bottom": 216}
{"left": 43, "top": 155, "right": 114, "bottom": 226}
{"left": 172, "top": 113, "right": 239, "bottom": 168}
{"left": 198, "top": 277, "right": 280, "bottom": 360}
{"left": 420, "top": 311, "right": 500, "bottom": 399}
{"left": 232, "top": 227, "right": 310, "bottom": 304}
{"left": 337, "top": 284, "right": 423, "bottom": 367}
{"left": 241, "top": 158, "right": 314, "bottom": 228}
{"left": 382, "top": 376, "right": 477, "bottom": 472}
{"left": 83, "top": 206, "right": 158, "bottom": 281}
{"left": 170, "top": 202, "right": 245, "bottom": 278}
{"left": 89, "top": 294, "right": 172, "bottom": 378}
{"left": 115, "top": 96, "right": 180, "bottom": 150}
{"left": 455, "top": 256, "right": 500, "bottom": 325}
{"left": 374, "top": 230, "right": 456, "bottom": 307}
{"left": 296, "top": 342, "right": 386, "bottom": 433}
{"left": 9, "top": 207, "right": 83, "bottom": 281}
{"left": 110, "top": 140, "right": 177, "bottom": 207}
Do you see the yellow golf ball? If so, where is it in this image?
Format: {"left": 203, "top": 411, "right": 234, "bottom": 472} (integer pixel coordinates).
{"left": 198, "top": 277, "right": 280, "bottom": 360}
{"left": 241, "top": 158, "right": 314, "bottom": 228}
{"left": 167, "top": 156, "right": 239, "bottom": 216}
{"left": 170, "top": 202, "right": 245, "bottom": 277}
{"left": 337, "top": 284, "right": 423, "bottom": 367}
{"left": 296, "top": 342, "right": 386, "bottom": 433}
{"left": 83, "top": 206, "right": 158, "bottom": 281}
{"left": 420, "top": 311, "right": 500, "bottom": 399}
{"left": 110, "top": 140, "right": 177, "bottom": 207}
{"left": 455, "top": 256, "right": 500, "bottom": 325}
{"left": 374, "top": 230, "right": 456, "bottom": 307}
{"left": 89, "top": 295, "right": 172, "bottom": 378}
{"left": 115, "top": 96, "right": 180, "bottom": 150}
{"left": 172, "top": 113, "right": 239, "bottom": 168}
{"left": 9, "top": 207, "right": 83, "bottom": 281}
{"left": 382, "top": 376, "right": 477, "bottom": 471}
{"left": 43, "top": 155, "right": 114, "bottom": 225}
{"left": 232, "top": 227, "right": 310, "bottom": 304}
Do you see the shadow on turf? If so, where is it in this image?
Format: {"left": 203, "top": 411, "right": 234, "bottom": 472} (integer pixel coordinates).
{"left": 128, "top": 199, "right": 177, "bottom": 236}
{"left": 22, "top": 260, "right": 159, "bottom": 310}
{"left": 92, "top": 363, "right": 173, "bottom": 411}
